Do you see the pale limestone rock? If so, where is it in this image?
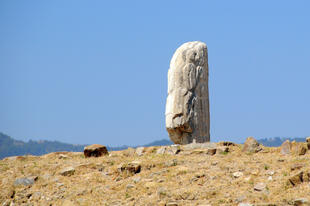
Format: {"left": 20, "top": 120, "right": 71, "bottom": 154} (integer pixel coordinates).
{"left": 242, "top": 137, "right": 262, "bottom": 153}
{"left": 280, "top": 140, "right": 291, "bottom": 155}
{"left": 165, "top": 41, "right": 210, "bottom": 144}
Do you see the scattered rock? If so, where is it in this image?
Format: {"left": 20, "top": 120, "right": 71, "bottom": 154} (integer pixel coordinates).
{"left": 293, "top": 198, "right": 309, "bottom": 206}
{"left": 156, "top": 147, "right": 167, "bottom": 154}
{"left": 135, "top": 147, "right": 145, "bottom": 156}
{"left": 166, "top": 202, "right": 178, "bottom": 206}
{"left": 233, "top": 172, "right": 243, "bottom": 178}
{"left": 254, "top": 182, "right": 266, "bottom": 191}
{"left": 280, "top": 140, "right": 291, "bottom": 155}
{"left": 157, "top": 187, "right": 167, "bottom": 199}
{"left": 165, "top": 41, "right": 210, "bottom": 144}
{"left": 118, "top": 161, "right": 141, "bottom": 175}
{"left": 132, "top": 176, "right": 141, "bottom": 183}
{"left": 291, "top": 163, "right": 303, "bottom": 171}
{"left": 183, "top": 142, "right": 217, "bottom": 151}
{"left": 165, "top": 159, "right": 178, "bottom": 167}
{"left": 58, "top": 154, "right": 68, "bottom": 159}
{"left": 126, "top": 184, "right": 135, "bottom": 189}
{"left": 297, "top": 144, "right": 307, "bottom": 155}
{"left": 14, "top": 176, "right": 38, "bottom": 186}
{"left": 218, "top": 141, "right": 236, "bottom": 146}
{"left": 216, "top": 146, "right": 229, "bottom": 154}
{"left": 306, "top": 137, "right": 310, "bottom": 150}
{"left": 242, "top": 137, "right": 262, "bottom": 153}
{"left": 206, "top": 148, "right": 217, "bottom": 155}
{"left": 59, "top": 167, "right": 75, "bottom": 176}
{"left": 166, "top": 145, "right": 181, "bottom": 155}
{"left": 288, "top": 171, "right": 303, "bottom": 186}
{"left": 84, "top": 144, "right": 108, "bottom": 157}
{"left": 156, "top": 145, "right": 181, "bottom": 155}
{"left": 267, "top": 170, "right": 275, "bottom": 176}
{"left": 268, "top": 176, "right": 273, "bottom": 181}
{"left": 303, "top": 171, "right": 310, "bottom": 182}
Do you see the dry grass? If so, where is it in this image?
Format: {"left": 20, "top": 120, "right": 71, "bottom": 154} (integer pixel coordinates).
{"left": 0, "top": 143, "right": 310, "bottom": 205}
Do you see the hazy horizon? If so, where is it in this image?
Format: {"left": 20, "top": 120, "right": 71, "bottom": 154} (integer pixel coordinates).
{"left": 1, "top": 1, "right": 309, "bottom": 146}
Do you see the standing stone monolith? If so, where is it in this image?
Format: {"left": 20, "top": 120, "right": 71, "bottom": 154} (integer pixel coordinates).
{"left": 165, "top": 41, "right": 210, "bottom": 144}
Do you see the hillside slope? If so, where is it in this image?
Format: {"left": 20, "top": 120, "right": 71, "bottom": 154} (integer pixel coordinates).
{"left": 1, "top": 140, "right": 310, "bottom": 205}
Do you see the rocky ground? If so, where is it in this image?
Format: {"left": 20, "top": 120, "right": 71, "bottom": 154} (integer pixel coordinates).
{"left": 1, "top": 137, "right": 310, "bottom": 206}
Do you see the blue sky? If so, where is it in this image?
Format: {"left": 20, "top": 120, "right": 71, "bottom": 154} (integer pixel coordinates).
{"left": 1, "top": 1, "right": 309, "bottom": 146}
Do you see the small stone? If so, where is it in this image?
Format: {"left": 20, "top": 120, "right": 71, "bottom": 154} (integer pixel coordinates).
{"left": 254, "top": 182, "right": 266, "bottom": 191}
{"left": 293, "top": 198, "right": 309, "bottom": 206}
{"left": 235, "top": 195, "right": 246, "bottom": 203}
{"left": 242, "top": 137, "right": 262, "bottom": 153}
{"left": 298, "top": 145, "right": 307, "bottom": 155}
{"left": 288, "top": 171, "right": 304, "bottom": 186}
{"left": 126, "top": 184, "right": 135, "bottom": 189}
{"left": 157, "top": 187, "right": 167, "bottom": 199}
{"left": 157, "top": 179, "right": 164, "bottom": 183}
{"left": 303, "top": 171, "right": 310, "bottom": 182}
{"left": 291, "top": 163, "right": 303, "bottom": 171}
{"left": 84, "top": 144, "right": 108, "bottom": 158}
{"left": 206, "top": 148, "right": 217, "bottom": 155}
{"left": 166, "top": 202, "right": 178, "bottom": 206}
{"left": 56, "top": 183, "right": 64, "bottom": 187}
{"left": 306, "top": 137, "right": 310, "bottom": 150}
{"left": 267, "top": 171, "right": 275, "bottom": 176}
{"left": 58, "top": 154, "right": 68, "bottom": 159}
{"left": 132, "top": 176, "right": 141, "bottom": 183}
{"left": 268, "top": 176, "right": 273, "bottom": 181}
{"left": 14, "top": 176, "right": 37, "bottom": 186}
{"left": 156, "top": 147, "right": 167, "bottom": 154}
{"left": 233, "top": 172, "right": 243, "bottom": 178}
{"left": 118, "top": 161, "right": 141, "bottom": 175}
{"left": 59, "top": 167, "right": 75, "bottom": 176}
{"left": 280, "top": 140, "right": 291, "bottom": 155}
{"left": 135, "top": 147, "right": 145, "bottom": 156}
{"left": 211, "top": 161, "right": 218, "bottom": 166}
{"left": 166, "top": 145, "right": 181, "bottom": 155}
{"left": 216, "top": 146, "right": 229, "bottom": 154}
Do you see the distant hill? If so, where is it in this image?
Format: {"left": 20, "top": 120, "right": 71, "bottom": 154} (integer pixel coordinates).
{"left": 257, "top": 137, "right": 307, "bottom": 147}
{"left": 1, "top": 132, "right": 308, "bottom": 159}
{"left": 0, "top": 133, "right": 173, "bottom": 159}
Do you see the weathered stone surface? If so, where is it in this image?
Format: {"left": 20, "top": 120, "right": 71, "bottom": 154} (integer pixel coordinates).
{"left": 59, "top": 167, "right": 75, "bottom": 176}
{"left": 253, "top": 182, "right": 266, "bottom": 191}
{"left": 242, "top": 137, "right": 262, "bottom": 153}
{"left": 297, "top": 144, "right": 307, "bottom": 155}
{"left": 306, "top": 137, "right": 310, "bottom": 150}
{"left": 84, "top": 144, "right": 108, "bottom": 157}
{"left": 135, "top": 147, "right": 145, "bottom": 156}
{"left": 156, "top": 145, "right": 181, "bottom": 155}
{"left": 288, "top": 171, "right": 303, "bottom": 186}
{"left": 118, "top": 161, "right": 141, "bottom": 175}
{"left": 14, "top": 176, "right": 37, "bottom": 186}
{"left": 183, "top": 142, "right": 216, "bottom": 150}
{"left": 165, "top": 41, "right": 210, "bottom": 144}
{"left": 233, "top": 172, "right": 243, "bottom": 178}
{"left": 280, "top": 140, "right": 291, "bottom": 155}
